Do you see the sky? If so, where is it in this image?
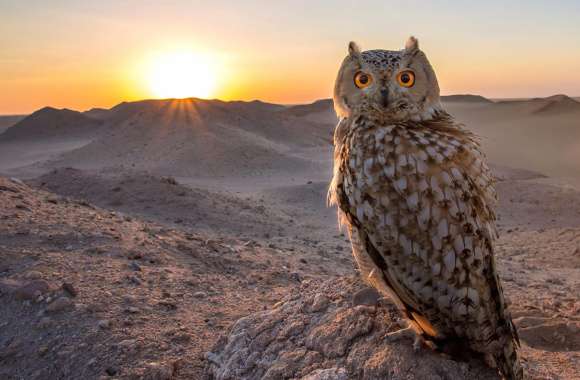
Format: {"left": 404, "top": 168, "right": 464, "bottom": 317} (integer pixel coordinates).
{"left": 1, "top": 0, "right": 579, "bottom": 114}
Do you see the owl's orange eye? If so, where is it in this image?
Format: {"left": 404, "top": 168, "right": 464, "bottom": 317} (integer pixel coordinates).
{"left": 397, "top": 71, "right": 415, "bottom": 88}
{"left": 354, "top": 71, "right": 372, "bottom": 88}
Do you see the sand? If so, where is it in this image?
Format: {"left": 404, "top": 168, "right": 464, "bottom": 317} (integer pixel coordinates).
{"left": 0, "top": 95, "right": 578, "bottom": 379}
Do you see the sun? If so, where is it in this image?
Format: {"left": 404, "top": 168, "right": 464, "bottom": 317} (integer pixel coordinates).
{"left": 146, "top": 51, "right": 216, "bottom": 99}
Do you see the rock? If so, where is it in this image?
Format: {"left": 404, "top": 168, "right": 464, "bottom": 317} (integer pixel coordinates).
{"left": 206, "top": 276, "right": 499, "bottom": 380}
{"left": 310, "top": 293, "right": 329, "bottom": 312}
{"left": 14, "top": 280, "right": 50, "bottom": 300}
{"left": 567, "top": 321, "right": 579, "bottom": 334}
{"left": 130, "top": 262, "right": 142, "bottom": 271}
{"left": 98, "top": 319, "right": 111, "bottom": 329}
{"left": 302, "top": 367, "right": 348, "bottom": 380}
{"left": 38, "top": 345, "right": 49, "bottom": 356}
{"left": 38, "top": 317, "right": 53, "bottom": 329}
{"left": 118, "top": 339, "right": 137, "bottom": 351}
{"left": 0, "top": 338, "right": 22, "bottom": 359}
{"left": 62, "top": 282, "right": 78, "bottom": 297}
{"left": 23, "top": 271, "right": 43, "bottom": 280}
{"left": 9, "top": 177, "right": 24, "bottom": 185}
{"left": 105, "top": 366, "right": 118, "bottom": 376}
{"left": 46, "top": 297, "right": 74, "bottom": 313}
{"left": 351, "top": 287, "right": 381, "bottom": 307}
{"left": 161, "top": 176, "right": 178, "bottom": 185}
{"left": 290, "top": 272, "right": 302, "bottom": 282}
{"left": 142, "top": 361, "right": 174, "bottom": 380}
{"left": 0, "top": 278, "right": 23, "bottom": 295}
{"left": 193, "top": 291, "right": 207, "bottom": 299}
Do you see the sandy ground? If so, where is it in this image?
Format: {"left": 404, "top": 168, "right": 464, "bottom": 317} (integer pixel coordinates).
{"left": 0, "top": 96, "right": 579, "bottom": 379}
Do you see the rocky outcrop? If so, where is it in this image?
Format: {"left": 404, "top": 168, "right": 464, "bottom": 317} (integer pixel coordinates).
{"left": 206, "top": 276, "right": 498, "bottom": 380}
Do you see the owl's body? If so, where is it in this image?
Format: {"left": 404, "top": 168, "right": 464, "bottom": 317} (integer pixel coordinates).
{"left": 329, "top": 38, "right": 523, "bottom": 379}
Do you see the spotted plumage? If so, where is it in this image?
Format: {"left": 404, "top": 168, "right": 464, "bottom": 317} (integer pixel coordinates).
{"left": 329, "top": 37, "right": 524, "bottom": 380}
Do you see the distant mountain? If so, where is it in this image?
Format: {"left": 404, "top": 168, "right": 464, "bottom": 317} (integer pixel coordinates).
{"left": 42, "top": 98, "right": 334, "bottom": 177}
{"left": 0, "top": 107, "right": 103, "bottom": 141}
{"left": 441, "top": 94, "right": 493, "bottom": 103}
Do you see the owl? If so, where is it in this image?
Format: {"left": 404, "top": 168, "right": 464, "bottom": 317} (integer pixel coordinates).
{"left": 328, "top": 37, "right": 524, "bottom": 380}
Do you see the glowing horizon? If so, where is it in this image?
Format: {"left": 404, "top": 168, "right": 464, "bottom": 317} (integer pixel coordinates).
{"left": 1, "top": 1, "right": 580, "bottom": 114}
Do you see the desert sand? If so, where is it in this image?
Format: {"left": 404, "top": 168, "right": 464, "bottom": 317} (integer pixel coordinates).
{"left": 0, "top": 95, "right": 579, "bottom": 379}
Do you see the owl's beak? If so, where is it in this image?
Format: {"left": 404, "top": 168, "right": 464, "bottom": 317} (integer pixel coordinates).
{"left": 380, "top": 88, "right": 390, "bottom": 108}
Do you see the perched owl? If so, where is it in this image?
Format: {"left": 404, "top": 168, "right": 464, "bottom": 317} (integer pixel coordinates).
{"left": 328, "top": 37, "right": 524, "bottom": 380}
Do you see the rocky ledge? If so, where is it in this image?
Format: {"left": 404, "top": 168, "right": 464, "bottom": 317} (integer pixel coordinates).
{"left": 206, "top": 276, "right": 499, "bottom": 380}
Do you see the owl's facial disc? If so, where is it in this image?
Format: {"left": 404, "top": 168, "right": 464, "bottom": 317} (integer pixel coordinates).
{"left": 334, "top": 38, "right": 442, "bottom": 122}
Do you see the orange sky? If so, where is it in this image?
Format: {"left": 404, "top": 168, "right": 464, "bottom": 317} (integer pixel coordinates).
{"left": 1, "top": 1, "right": 580, "bottom": 114}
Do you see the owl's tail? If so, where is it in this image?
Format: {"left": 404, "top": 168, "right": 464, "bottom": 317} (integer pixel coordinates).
{"left": 494, "top": 338, "right": 524, "bottom": 380}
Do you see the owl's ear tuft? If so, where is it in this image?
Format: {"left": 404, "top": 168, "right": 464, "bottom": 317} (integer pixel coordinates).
{"left": 348, "top": 41, "right": 361, "bottom": 57}
{"left": 404, "top": 36, "right": 419, "bottom": 53}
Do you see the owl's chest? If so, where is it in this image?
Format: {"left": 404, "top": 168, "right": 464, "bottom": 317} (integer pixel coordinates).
{"left": 336, "top": 123, "right": 471, "bottom": 218}
{"left": 340, "top": 125, "right": 428, "bottom": 192}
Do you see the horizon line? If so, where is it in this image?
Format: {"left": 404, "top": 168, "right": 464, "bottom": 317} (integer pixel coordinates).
{"left": 1, "top": 93, "right": 579, "bottom": 116}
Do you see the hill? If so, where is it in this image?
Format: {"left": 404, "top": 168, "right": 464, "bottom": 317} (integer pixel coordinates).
{"left": 0, "top": 107, "right": 103, "bottom": 141}
{"left": 83, "top": 107, "right": 111, "bottom": 120}
{"left": 532, "top": 94, "right": 580, "bottom": 114}
{"left": 441, "top": 94, "right": 493, "bottom": 103}
{"left": 2, "top": 93, "right": 580, "bottom": 179}
{"left": 0, "top": 115, "right": 26, "bottom": 134}
{"left": 42, "top": 98, "right": 333, "bottom": 177}
{"left": 494, "top": 94, "right": 580, "bottom": 115}
{"left": 282, "top": 99, "right": 334, "bottom": 117}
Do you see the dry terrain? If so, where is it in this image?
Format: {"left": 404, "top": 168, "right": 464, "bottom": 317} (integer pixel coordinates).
{"left": 0, "top": 95, "right": 579, "bottom": 379}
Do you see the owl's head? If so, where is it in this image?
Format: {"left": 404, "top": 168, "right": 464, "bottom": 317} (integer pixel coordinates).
{"left": 333, "top": 37, "right": 442, "bottom": 122}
